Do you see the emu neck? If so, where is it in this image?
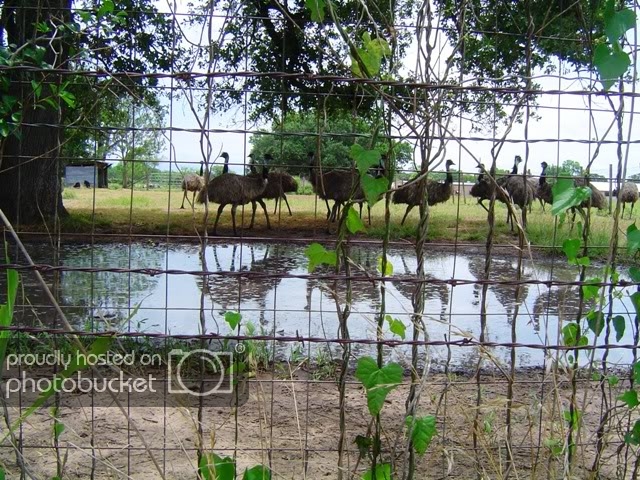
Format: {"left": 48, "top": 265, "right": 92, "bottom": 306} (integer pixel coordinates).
{"left": 539, "top": 166, "right": 547, "bottom": 185}
{"left": 445, "top": 165, "right": 453, "bottom": 185}
{"left": 511, "top": 164, "right": 518, "bottom": 175}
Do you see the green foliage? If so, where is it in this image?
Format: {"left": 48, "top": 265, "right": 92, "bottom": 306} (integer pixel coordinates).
{"left": 385, "top": 315, "right": 406, "bottom": 340}
{"left": 361, "top": 463, "right": 391, "bottom": 480}
{"left": 355, "top": 357, "right": 403, "bottom": 416}
{"left": 627, "top": 223, "right": 640, "bottom": 255}
{"left": 0, "top": 246, "right": 18, "bottom": 366}
{"left": 243, "top": 465, "right": 271, "bottom": 479}
{"left": 305, "top": 0, "right": 326, "bottom": 22}
{"left": 594, "top": 0, "right": 636, "bottom": 90}
{"left": 350, "top": 33, "right": 391, "bottom": 78}
{"left": 346, "top": 206, "right": 366, "bottom": 233}
{"left": 551, "top": 179, "right": 591, "bottom": 216}
{"left": 305, "top": 243, "right": 337, "bottom": 272}
{"left": 405, "top": 415, "right": 437, "bottom": 455}
{"left": 224, "top": 311, "right": 242, "bottom": 330}
{"left": 618, "top": 390, "right": 639, "bottom": 409}
{"left": 613, "top": 315, "right": 626, "bottom": 342}
{"left": 377, "top": 256, "right": 393, "bottom": 276}
{"left": 248, "top": 111, "right": 412, "bottom": 174}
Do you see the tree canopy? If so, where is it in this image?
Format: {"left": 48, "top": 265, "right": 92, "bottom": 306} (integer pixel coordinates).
{"left": 248, "top": 111, "right": 413, "bottom": 175}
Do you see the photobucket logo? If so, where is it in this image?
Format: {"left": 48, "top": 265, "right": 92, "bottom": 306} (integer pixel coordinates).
{"left": 167, "top": 350, "right": 232, "bottom": 397}
{"left": 4, "top": 371, "right": 158, "bottom": 397}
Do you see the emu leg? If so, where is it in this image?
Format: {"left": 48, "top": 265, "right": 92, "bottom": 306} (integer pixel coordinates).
{"left": 631, "top": 201, "right": 636, "bottom": 219}
{"left": 257, "top": 199, "right": 271, "bottom": 229}
{"left": 539, "top": 199, "right": 545, "bottom": 213}
{"left": 249, "top": 201, "right": 257, "bottom": 228}
{"left": 400, "top": 205, "right": 414, "bottom": 226}
{"left": 368, "top": 205, "right": 372, "bottom": 226}
{"left": 180, "top": 190, "right": 187, "bottom": 209}
{"left": 324, "top": 199, "right": 332, "bottom": 219}
{"left": 358, "top": 202, "right": 363, "bottom": 219}
{"left": 273, "top": 197, "right": 279, "bottom": 215}
{"left": 329, "top": 202, "right": 340, "bottom": 222}
{"left": 230, "top": 204, "right": 238, "bottom": 236}
{"left": 191, "top": 191, "right": 196, "bottom": 209}
{"left": 283, "top": 194, "right": 293, "bottom": 216}
{"left": 212, "top": 203, "right": 226, "bottom": 235}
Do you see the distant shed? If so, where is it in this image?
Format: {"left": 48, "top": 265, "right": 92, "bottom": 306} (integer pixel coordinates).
{"left": 64, "top": 162, "right": 110, "bottom": 188}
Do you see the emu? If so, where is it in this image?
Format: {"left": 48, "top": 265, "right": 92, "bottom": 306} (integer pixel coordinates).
{"left": 308, "top": 152, "right": 363, "bottom": 222}
{"left": 393, "top": 159, "right": 455, "bottom": 225}
{"left": 197, "top": 152, "right": 269, "bottom": 235}
{"left": 617, "top": 181, "right": 639, "bottom": 218}
{"left": 180, "top": 163, "right": 205, "bottom": 209}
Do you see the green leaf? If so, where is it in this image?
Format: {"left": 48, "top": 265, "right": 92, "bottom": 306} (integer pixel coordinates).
{"left": 634, "top": 362, "right": 640, "bottom": 384}
{"left": 625, "top": 420, "right": 640, "bottom": 445}
{"left": 629, "top": 266, "right": 640, "bottom": 282}
{"left": 551, "top": 179, "right": 591, "bottom": 216}
{"left": 224, "top": 311, "right": 242, "bottom": 330}
{"left": 350, "top": 33, "right": 391, "bottom": 78}
{"left": 613, "top": 315, "right": 626, "bottom": 342}
{"left": 351, "top": 144, "right": 380, "bottom": 176}
{"left": 53, "top": 420, "right": 65, "bottom": 440}
{"left": 305, "top": 243, "right": 337, "bottom": 272}
{"left": 562, "top": 323, "right": 581, "bottom": 347}
{"left": 304, "top": 0, "right": 325, "bottom": 22}
{"left": 594, "top": 43, "right": 631, "bottom": 91}
{"left": 562, "top": 238, "right": 581, "bottom": 261}
{"left": 582, "top": 278, "right": 601, "bottom": 301}
{"left": 574, "top": 256, "right": 591, "bottom": 267}
{"left": 385, "top": 315, "right": 406, "bottom": 340}
{"left": 97, "top": 0, "right": 115, "bottom": 18}
{"left": 586, "top": 310, "right": 604, "bottom": 337}
{"left": 346, "top": 206, "right": 366, "bottom": 234}
{"left": 406, "top": 415, "right": 437, "bottom": 455}
{"left": 627, "top": 223, "right": 640, "bottom": 255}
{"left": 355, "top": 357, "right": 403, "bottom": 416}
{"left": 618, "top": 390, "right": 639, "bottom": 409}
{"left": 631, "top": 292, "right": 640, "bottom": 317}
{"left": 361, "top": 463, "right": 391, "bottom": 480}
{"left": 377, "top": 256, "right": 393, "bottom": 276}
{"left": 243, "top": 465, "right": 271, "bottom": 480}
{"left": 603, "top": 1, "right": 636, "bottom": 46}
{"left": 59, "top": 90, "right": 76, "bottom": 108}
{"left": 563, "top": 409, "right": 581, "bottom": 427}
{"left": 361, "top": 175, "right": 387, "bottom": 207}
{"left": 544, "top": 438, "right": 563, "bottom": 456}
{"left": 0, "top": 466, "right": 5, "bottom": 480}
{"left": 30, "top": 80, "right": 42, "bottom": 99}
{"left": 354, "top": 435, "right": 372, "bottom": 457}
{"left": 607, "top": 375, "right": 619, "bottom": 387}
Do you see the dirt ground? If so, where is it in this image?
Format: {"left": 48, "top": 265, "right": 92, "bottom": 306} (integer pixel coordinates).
{"left": 0, "top": 368, "right": 633, "bottom": 479}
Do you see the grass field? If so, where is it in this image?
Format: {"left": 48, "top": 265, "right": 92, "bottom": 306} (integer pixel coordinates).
{"left": 54, "top": 188, "right": 636, "bottom": 254}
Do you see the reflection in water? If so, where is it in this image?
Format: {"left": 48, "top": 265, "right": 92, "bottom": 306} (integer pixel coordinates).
{"left": 8, "top": 242, "right": 638, "bottom": 368}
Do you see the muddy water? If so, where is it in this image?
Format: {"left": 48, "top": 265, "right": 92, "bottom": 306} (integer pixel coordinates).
{"left": 7, "top": 241, "right": 638, "bottom": 369}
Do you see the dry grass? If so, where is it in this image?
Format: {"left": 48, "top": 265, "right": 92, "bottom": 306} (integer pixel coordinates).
{"left": 29, "top": 188, "right": 634, "bottom": 254}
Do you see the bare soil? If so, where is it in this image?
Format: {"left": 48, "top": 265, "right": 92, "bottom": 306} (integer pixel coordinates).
{"left": 0, "top": 369, "right": 631, "bottom": 479}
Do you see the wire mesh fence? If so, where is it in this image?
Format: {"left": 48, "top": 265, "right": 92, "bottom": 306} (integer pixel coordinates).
{"left": 0, "top": 1, "right": 640, "bottom": 479}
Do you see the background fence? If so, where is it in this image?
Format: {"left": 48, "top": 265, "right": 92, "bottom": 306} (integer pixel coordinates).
{"left": 1, "top": 1, "right": 640, "bottom": 479}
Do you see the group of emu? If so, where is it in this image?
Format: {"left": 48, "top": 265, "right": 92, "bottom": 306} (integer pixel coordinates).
{"left": 180, "top": 152, "right": 639, "bottom": 235}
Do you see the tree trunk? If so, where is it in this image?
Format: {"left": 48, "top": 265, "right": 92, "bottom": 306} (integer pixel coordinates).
{"left": 0, "top": 0, "right": 71, "bottom": 225}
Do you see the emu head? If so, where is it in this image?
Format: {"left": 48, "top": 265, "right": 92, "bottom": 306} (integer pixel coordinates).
{"left": 445, "top": 159, "right": 455, "bottom": 170}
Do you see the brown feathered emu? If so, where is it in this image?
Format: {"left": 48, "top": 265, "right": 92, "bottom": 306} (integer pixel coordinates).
{"left": 254, "top": 153, "right": 298, "bottom": 215}
{"left": 469, "top": 163, "right": 503, "bottom": 212}
{"left": 393, "top": 159, "right": 455, "bottom": 225}
{"left": 537, "top": 161, "right": 553, "bottom": 211}
{"left": 498, "top": 155, "right": 536, "bottom": 230}
{"left": 307, "top": 152, "right": 363, "bottom": 222}
{"left": 197, "top": 152, "right": 269, "bottom": 235}
{"left": 616, "top": 181, "right": 639, "bottom": 218}
{"left": 180, "top": 162, "right": 205, "bottom": 209}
